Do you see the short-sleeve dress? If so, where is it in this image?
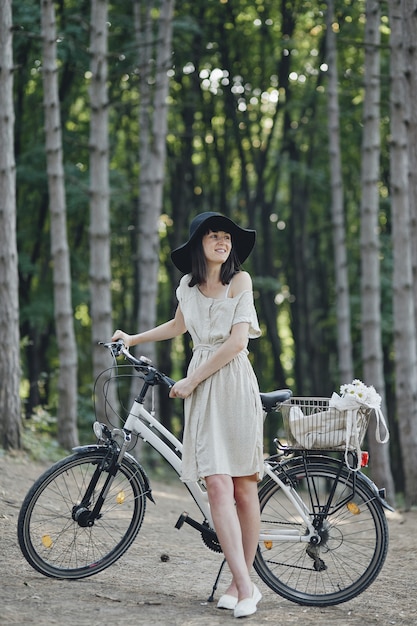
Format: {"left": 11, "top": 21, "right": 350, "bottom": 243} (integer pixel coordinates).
{"left": 176, "top": 273, "right": 264, "bottom": 483}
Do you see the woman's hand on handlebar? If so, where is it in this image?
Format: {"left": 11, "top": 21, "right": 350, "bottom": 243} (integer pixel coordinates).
{"left": 112, "top": 329, "right": 133, "bottom": 348}
{"left": 169, "top": 377, "right": 197, "bottom": 400}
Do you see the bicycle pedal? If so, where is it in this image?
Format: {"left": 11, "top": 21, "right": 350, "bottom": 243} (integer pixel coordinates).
{"left": 175, "top": 512, "right": 188, "bottom": 529}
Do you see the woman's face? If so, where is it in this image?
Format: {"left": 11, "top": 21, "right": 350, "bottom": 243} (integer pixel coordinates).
{"left": 201, "top": 229, "right": 232, "bottom": 265}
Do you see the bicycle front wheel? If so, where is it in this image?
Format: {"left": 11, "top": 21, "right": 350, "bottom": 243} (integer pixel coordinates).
{"left": 255, "top": 457, "right": 389, "bottom": 606}
{"left": 18, "top": 449, "right": 147, "bottom": 579}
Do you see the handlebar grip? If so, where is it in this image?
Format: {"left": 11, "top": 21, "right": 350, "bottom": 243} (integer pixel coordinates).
{"left": 164, "top": 376, "right": 176, "bottom": 388}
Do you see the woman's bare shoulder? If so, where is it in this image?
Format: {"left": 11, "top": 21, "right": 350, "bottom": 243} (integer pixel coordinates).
{"left": 230, "top": 270, "right": 252, "bottom": 296}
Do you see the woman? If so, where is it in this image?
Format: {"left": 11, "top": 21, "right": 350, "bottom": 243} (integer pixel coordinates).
{"left": 112, "top": 212, "right": 264, "bottom": 618}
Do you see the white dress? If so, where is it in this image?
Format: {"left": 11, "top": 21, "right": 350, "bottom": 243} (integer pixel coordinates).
{"left": 176, "top": 274, "right": 264, "bottom": 483}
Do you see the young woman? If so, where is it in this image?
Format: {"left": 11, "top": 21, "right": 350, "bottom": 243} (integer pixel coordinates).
{"left": 112, "top": 212, "right": 264, "bottom": 618}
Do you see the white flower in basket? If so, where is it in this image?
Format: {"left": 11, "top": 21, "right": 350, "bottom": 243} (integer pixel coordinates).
{"left": 339, "top": 379, "right": 382, "bottom": 407}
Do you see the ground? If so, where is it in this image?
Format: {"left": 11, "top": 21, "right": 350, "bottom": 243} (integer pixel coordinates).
{"left": 1, "top": 451, "right": 416, "bottom": 626}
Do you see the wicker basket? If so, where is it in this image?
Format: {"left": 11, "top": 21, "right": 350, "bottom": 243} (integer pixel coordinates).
{"left": 280, "top": 397, "right": 372, "bottom": 451}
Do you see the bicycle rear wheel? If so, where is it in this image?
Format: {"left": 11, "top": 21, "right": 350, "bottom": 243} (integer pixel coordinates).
{"left": 255, "top": 457, "right": 389, "bottom": 606}
{"left": 18, "top": 449, "right": 147, "bottom": 579}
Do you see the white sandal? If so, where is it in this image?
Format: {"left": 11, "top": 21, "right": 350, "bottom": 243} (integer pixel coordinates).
{"left": 217, "top": 593, "right": 238, "bottom": 610}
{"left": 234, "top": 585, "right": 262, "bottom": 618}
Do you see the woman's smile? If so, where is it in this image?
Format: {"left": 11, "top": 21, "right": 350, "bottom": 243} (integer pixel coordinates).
{"left": 203, "top": 230, "right": 232, "bottom": 262}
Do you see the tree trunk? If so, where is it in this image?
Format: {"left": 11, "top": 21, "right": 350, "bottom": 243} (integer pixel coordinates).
{"left": 388, "top": 0, "right": 417, "bottom": 507}
{"left": 0, "top": 0, "right": 21, "bottom": 450}
{"left": 403, "top": 0, "right": 417, "bottom": 341}
{"left": 360, "top": 0, "right": 395, "bottom": 501}
{"left": 89, "top": 0, "right": 116, "bottom": 427}
{"left": 134, "top": 0, "right": 175, "bottom": 363}
{"left": 326, "top": 0, "right": 353, "bottom": 384}
{"left": 41, "top": 0, "right": 78, "bottom": 449}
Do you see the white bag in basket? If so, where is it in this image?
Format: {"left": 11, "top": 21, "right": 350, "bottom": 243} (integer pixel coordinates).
{"left": 288, "top": 406, "right": 347, "bottom": 449}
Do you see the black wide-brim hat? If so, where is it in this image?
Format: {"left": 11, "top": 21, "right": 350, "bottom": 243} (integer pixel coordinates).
{"left": 171, "top": 212, "right": 256, "bottom": 274}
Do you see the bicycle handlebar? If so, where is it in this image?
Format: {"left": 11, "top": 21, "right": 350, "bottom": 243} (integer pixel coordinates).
{"left": 99, "top": 340, "right": 176, "bottom": 389}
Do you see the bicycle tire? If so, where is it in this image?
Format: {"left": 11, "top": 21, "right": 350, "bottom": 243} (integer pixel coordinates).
{"left": 254, "top": 457, "right": 389, "bottom": 606}
{"left": 17, "top": 449, "right": 147, "bottom": 579}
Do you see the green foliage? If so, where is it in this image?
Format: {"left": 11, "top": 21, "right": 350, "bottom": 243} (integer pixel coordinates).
{"left": 21, "top": 407, "right": 68, "bottom": 462}
{"left": 11, "top": 0, "right": 397, "bottom": 476}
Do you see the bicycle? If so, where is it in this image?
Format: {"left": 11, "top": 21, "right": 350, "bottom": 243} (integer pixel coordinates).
{"left": 17, "top": 340, "right": 392, "bottom": 607}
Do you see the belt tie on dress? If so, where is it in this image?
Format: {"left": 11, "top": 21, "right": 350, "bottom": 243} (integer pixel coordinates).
{"left": 193, "top": 342, "right": 248, "bottom": 356}
{"left": 192, "top": 343, "right": 222, "bottom": 353}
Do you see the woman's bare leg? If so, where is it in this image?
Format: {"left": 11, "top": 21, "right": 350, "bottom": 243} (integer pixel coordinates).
{"left": 205, "top": 473, "right": 259, "bottom": 601}
{"left": 235, "top": 474, "right": 261, "bottom": 568}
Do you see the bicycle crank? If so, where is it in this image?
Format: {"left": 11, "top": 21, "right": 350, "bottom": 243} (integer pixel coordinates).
{"left": 175, "top": 512, "right": 222, "bottom": 552}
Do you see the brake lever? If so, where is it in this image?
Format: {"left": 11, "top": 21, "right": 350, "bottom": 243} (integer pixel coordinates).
{"left": 98, "top": 339, "right": 125, "bottom": 357}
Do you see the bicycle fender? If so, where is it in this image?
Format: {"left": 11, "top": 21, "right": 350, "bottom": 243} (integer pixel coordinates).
{"left": 72, "top": 445, "right": 155, "bottom": 504}
{"left": 354, "top": 470, "right": 395, "bottom": 512}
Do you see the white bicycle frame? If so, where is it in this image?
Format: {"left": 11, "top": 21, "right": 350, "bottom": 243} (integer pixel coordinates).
{"left": 122, "top": 395, "right": 318, "bottom": 544}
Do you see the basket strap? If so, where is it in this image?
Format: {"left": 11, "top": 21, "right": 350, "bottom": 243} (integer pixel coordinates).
{"left": 344, "top": 409, "right": 362, "bottom": 471}
{"left": 372, "top": 407, "right": 390, "bottom": 443}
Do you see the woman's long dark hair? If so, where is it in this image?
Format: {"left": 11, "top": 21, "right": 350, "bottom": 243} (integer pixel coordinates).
{"left": 188, "top": 228, "right": 241, "bottom": 287}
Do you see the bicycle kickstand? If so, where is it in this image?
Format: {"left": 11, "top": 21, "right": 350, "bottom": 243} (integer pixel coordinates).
{"left": 207, "top": 558, "right": 227, "bottom": 603}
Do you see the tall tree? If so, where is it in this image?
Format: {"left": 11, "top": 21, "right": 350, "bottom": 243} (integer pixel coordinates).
{"left": 388, "top": 0, "right": 417, "bottom": 507}
{"left": 41, "top": 0, "right": 78, "bottom": 448}
{"left": 360, "top": 0, "right": 394, "bottom": 500}
{"left": 133, "top": 0, "right": 175, "bottom": 366}
{"left": 0, "top": 0, "right": 21, "bottom": 449}
{"left": 403, "top": 0, "right": 417, "bottom": 335}
{"left": 326, "top": 0, "right": 353, "bottom": 385}
{"left": 89, "top": 0, "right": 115, "bottom": 424}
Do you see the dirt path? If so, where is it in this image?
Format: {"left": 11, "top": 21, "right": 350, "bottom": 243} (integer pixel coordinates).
{"left": 1, "top": 451, "right": 416, "bottom": 626}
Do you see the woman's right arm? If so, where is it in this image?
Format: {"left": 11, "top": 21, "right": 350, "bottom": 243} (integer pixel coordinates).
{"left": 112, "top": 305, "right": 187, "bottom": 347}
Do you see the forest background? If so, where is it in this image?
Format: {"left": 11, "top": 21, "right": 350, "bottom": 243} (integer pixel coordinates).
{"left": 1, "top": 0, "right": 417, "bottom": 507}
